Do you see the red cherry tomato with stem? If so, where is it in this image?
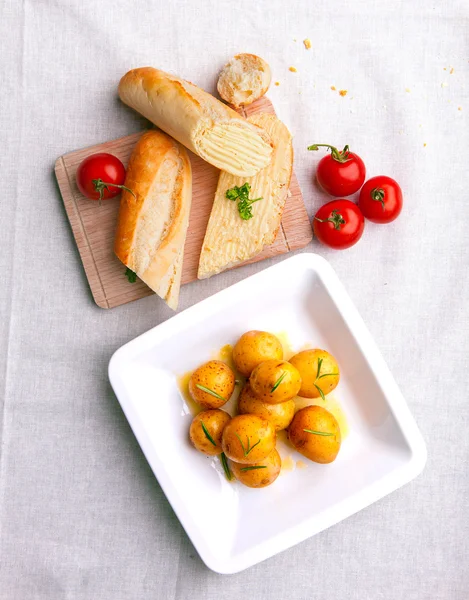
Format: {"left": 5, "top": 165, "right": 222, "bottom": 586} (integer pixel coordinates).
{"left": 308, "top": 143, "right": 366, "bottom": 197}
{"left": 358, "top": 176, "right": 403, "bottom": 223}
{"left": 313, "top": 199, "right": 365, "bottom": 250}
{"left": 76, "top": 153, "right": 135, "bottom": 201}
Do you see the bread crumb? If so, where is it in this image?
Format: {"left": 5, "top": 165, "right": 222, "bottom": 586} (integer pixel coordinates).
{"left": 450, "top": 67, "right": 455, "bottom": 74}
{"left": 443, "top": 67, "right": 447, "bottom": 71}
{"left": 458, "top": 106, "right": 462, "bottom": 111}
{"left": 405, "top": 87, "right": 411, "bottom": 93}
{"left": 275, "top": 81, "right": 280, "bottom": 86}
{"left": 339, "top": 89, "right": 348, "bottom": 96}
{"left": 441, "top": 82, "right": 448, "bottom": 88}
{"left": 330, "top": 85, "right": 336, "bottom": 91}
{"left": 423, "top": 143, "right": 427, "bottom": 147}
{"left": 289, "top": 66, "right": 297, "bottom": 72}
{"left": 303, "top": 38, "right": 311, "bottom": 49}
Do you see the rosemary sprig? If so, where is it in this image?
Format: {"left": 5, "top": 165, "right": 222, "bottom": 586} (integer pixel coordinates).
{"left": 271, "top": 371, "right": 287, "bottom": 393}
{"left": 200, "top": 421, "right": 216, "bottom": 446}
{"left": 316, "top": 357, "right": 323, "bottom": 379}
{"left": 235, "top": 433, "right": 261, "bottom": 457}
{"left": 303, "top": 429, "right": 335, "bottom": 437}
{"left": 314, "top": 384, "right": 326, "bottom": 402}
{"left": 314, "top": 357, "right": 338, "bottom": 400}
{"left": 220, "top": 452, "right": 232, "bottom": 480}
{"left": 195, "top": 384, "right": 225, "bottom": 401}
{"left": 240, "top": 465, "right": 267, "bottom": 472}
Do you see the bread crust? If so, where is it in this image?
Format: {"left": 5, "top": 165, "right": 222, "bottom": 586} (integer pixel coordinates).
{"left": 114, "top": 129, "right": 192, "bottom": 309}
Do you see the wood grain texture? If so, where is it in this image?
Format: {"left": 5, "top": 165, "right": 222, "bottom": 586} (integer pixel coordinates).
{"left": 55, "top": 97, "right": 312, "bottom": 309}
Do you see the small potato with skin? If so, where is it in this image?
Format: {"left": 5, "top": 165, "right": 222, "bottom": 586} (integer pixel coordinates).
{"left": 222, "top": 414, "right": 276, "bottom": 464}
{"left": 250, "top": 360, "right": 302, "bottom": 404}
{"left": 230, "top": 448, "right": 281, "bottom": 488}
{"left": 232, "top": 331, "right": 283, "bottom": 377}
{"left": 238, "top": 383, "right": 295, "bottom": 431}
{"left": 189, "top": 360, "right": 235, "bottom": 408}
{"left": 289, "top": 349, "right": 340, "bottom": 399}
{"left": 189, "top": 409, "right": 231, "bottom": 456}
{"left": 288, "top": 405, "right": 341, "bottom": 464}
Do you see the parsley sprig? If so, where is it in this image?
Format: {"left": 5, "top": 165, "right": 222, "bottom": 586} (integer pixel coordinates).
{"left": 125, "top": 267, "right": 137, "bottom": 283}
{"left": 225, "top": 183, "right": 262, "bottom": 220}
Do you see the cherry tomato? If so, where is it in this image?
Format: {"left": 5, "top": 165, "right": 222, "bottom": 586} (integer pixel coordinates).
{"left": 358, "top": 176, "right": 403, "bottom": 223}
{"left": 308, "top": 143, "right": 366, "bottom": 196}
{"left": 313, "top": 199, "right": 365, "bottom": 250}
{"left": 76, "top": 153, "right": 133, "bottom": 201}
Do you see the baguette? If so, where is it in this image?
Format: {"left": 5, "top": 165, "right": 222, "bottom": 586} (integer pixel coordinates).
{"left": 118, "top": 67, "right": 273, "bottom": 177}
{"left": 217, "top": 54, "right": 272, "bottom": 108}
{"left": 198, "top": 113, "right": 292, "bottom": 279}
{"left": 114, "top": 130, "right": 192, "bottom": 310}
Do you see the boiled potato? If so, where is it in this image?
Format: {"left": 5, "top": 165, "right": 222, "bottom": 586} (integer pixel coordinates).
{"left": 238, "top": 383, "right": 295, "bottom": 431}
{"left": 189, "top": 360, "right": 235, "bottom": 408}
{"left": 230, "top": 448, "right": 281, "bottom": 488}
{"left": 222, "top": 414, "right": 276, "bottom": 464}
{"left": 288, "top": 405, "right": 341, "bottom": 464}
{"left": 250, "top": 360, "right": 301, "bottom": 404}
{"left": 189, "top": 409, "right": 231, "bottom": 456}
{"left": 232, "top": 330, "right": 283, "bottom": 377}
{"left": 289, "top": 349, "right": 340, "bottom": 399}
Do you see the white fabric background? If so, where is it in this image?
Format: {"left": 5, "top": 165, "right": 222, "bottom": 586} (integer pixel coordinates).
{"left": 1, "top": 0, "right": 468, "bottom": 598}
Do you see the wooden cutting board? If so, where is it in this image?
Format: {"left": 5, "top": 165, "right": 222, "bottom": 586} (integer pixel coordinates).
{"left": 55, "top": 96, "right": 312, "bottom": 309}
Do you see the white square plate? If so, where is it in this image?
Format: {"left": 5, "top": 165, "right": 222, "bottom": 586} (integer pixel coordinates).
{"left": 109, "top": 253, "right": 427, "bottom": 574}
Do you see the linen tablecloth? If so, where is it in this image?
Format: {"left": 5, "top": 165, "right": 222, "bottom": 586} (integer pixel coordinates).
{"left": 1, "top": 1, "right": 468, "bottom": 598}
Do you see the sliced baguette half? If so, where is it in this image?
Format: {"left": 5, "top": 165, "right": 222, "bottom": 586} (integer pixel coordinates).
{"left": 118, "top": 67, "right": 273, "bottom": 177}
{"left": 114, "top": 129, "right": 192, "bottom": 310}
{"left": 198, "top": 113, "right": 292, "bottom": 280}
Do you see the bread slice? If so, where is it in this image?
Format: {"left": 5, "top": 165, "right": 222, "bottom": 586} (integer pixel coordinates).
{"left": 118, "top": 67, "right": 273, "bottom": 177}
{"left": 217, "top": 54, "right": 272, "bottom": 108}
{"left": 198, "top": 113, "right": 292, "bottom": 280}
{"left": 114, "top": 130, "right": 192, "bottom": 310}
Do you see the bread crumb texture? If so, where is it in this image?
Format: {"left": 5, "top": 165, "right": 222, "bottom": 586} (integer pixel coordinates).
{"left": 275, "top": 81, "right": 280, "bottom": 86}
{"left": 289, "top": 66, "right": 297, "bottom": 72}
{"left": 303, "top": 38, "right": 311, "bottom": 49}
{"left": 330, "top": 85, "right": 336, "bottom": 91}
{"left": 339, "top": 89, "right": 347, "bottom": 97}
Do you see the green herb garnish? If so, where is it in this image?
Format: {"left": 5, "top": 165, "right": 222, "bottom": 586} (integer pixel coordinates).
{"left": 125, "top": 267, "right": 137, "bottom": 283}
{"left": 314, "top": 357, "right": 338, "bottom": 401}
{"left": 303, "top": 429, "right": 335, "bottom": 437}
{"left": 195, "top": 384, "right": 226, "bottom": 401}
{"left": 240, "top": 465, "right": 267, "bottom": 472}
{"left": 235, "top": 433, "right": 261, "bottom": 457}
{"left": 225, "top": 182, "right": 262, "bottom": 221}
{"left": 314, "top": 384, "right": 326, "bottom": 402}
{"left": 220, "top": 452, "right": 232, "bottom": 480}
{"left": 271, "top": 371, "right": 287, "bottom": 393}
{"left": 200, "top": 421, "right": 216, "bottom": 446}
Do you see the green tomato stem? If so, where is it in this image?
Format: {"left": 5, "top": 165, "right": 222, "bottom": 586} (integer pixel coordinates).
{"left": 314, "top": 209, "right": 346, "bottom": 230}
{"left": 307, "top": 143, "right": 351, "bottom": 163}
{"left": 92, "top": 178, "right": 136, "bottom": 202}
{"left": 371, "top": 187, "right": 386, "bottom": 210}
